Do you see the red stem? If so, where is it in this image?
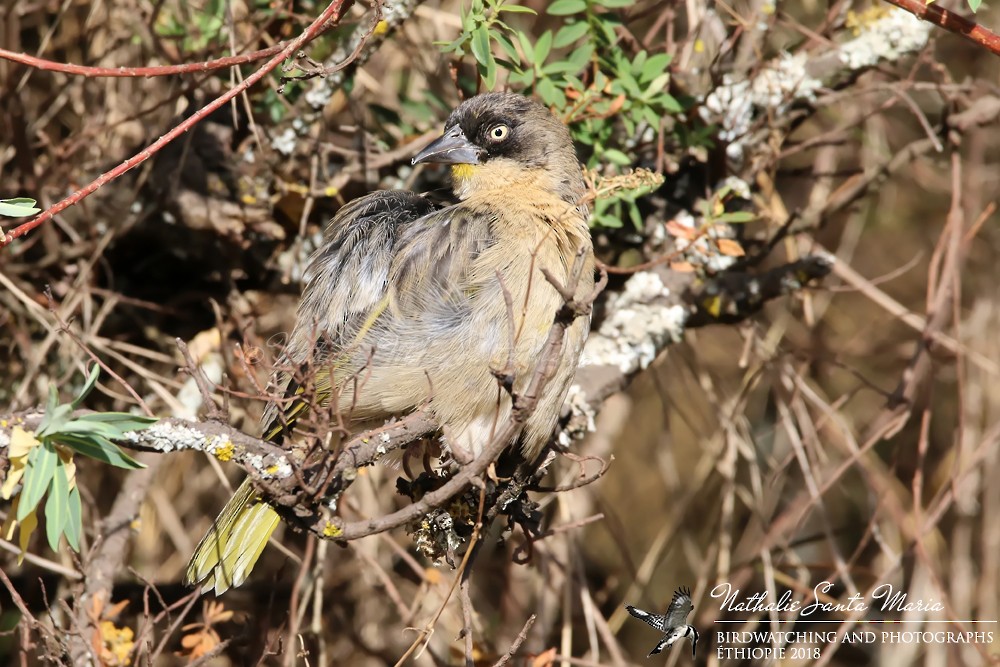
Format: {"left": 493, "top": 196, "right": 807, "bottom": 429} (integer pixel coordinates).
{"left": 1, "top": 0, "right": 352, "bottom": 248}
{"left": 0, "top": 43, "right": 286, "bottom": 77}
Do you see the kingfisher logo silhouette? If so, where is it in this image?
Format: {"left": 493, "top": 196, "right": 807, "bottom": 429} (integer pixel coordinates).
{"left": 626, "top": 586, "right": 699, "bottom": 659}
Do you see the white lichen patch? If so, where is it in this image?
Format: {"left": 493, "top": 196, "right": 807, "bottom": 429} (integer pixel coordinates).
{"left": 271, "top": 128, "right": 298, "bottom": 156}
{"left": 564, "top": 383, "right": 597, "bottom": 435}
{"left": 581, "top": 272, "right": 688, "bottom": 374}
{"left": 701, "top": 51, "right": 821, "bottom": 161}
{"left": 839, "top": 8, "right": 932, "bottom": 70}
{"left": 701, "top": 8, "right": 930, "bottom": 163}
{"left": 122, "top": 421, "right": 203, "bottom": 453}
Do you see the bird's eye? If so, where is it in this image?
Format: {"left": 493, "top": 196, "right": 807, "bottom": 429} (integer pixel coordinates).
{"left": 488, "top": 124, "right": 510, "bottom": 142}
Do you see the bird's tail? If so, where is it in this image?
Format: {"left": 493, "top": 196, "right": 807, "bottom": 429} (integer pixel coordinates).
{"left": 185, "top": 478, "right": 280, "bottom": 595}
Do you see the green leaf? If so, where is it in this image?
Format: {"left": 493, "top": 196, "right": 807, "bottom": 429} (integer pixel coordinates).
{"left": 602, "top": 148, "right": 632, "bottom": 166}
{"left": 595, "top": 0, "right": 635, "bottom": 7}
{"left": 18, "top": 442, "right": 58, "bottom": 521}
{"left": 656, "top": 93, "right": 684, "bottom": 114}
{"left": 543, "top": 60, "right": 585, "bottom": 75}
{"left": 54, "top": 433, "right": 145, "bottom": 469}
{"left": 516, "top": 31, "right": 535, "bottom": 63}
{"left": 65, "top": 485, "right": 82, "bottom": 551}
{"left": 714, "top": 211, "right": 756, "bottom": 224}
{"left": 632, "top": 50, "right": 648, "bottom": 74}
{"left": 640, "top": 53, "right": 672, "bottom": 82}
{"left": 75, "top": 412, "right": 158, "bottom": 426}
{"left": 493, "top": 32, "right": 521, "bottom": 64}
{"left": 496, "top": 4, "right": 536, "bottom": 13}
{"left": 547, "top": 0, "right": 587, "bottom": 15}
{"left": 641, "top": 105, "right": 661, "bottom": 128}
{"left": 553, "top": 22, "right": 590, "bottom": 48}
{"left": 69, "top": 364, "right": 101, "bottom": 410}
{"left": 0, "top": 198, "right": 41, "bottom": 218}
{"left": 536, "top": 77, "right": 567, "bottom": 107}
{"left": 534, "top": 30, "right": 553, "bottom": 66}
{"left": 565, "top": 42, "right": 594, "bottom": 71}
{"left": 508, "top": 69, "right": 535, "bottom": 86}
{"left": 627, "top": 201, "right": 643, "bottom": 228}
{"left": 598, "top": 17, "right": 618, "bottom": 43}
{"left": 481, "top": 54, "right": 498, "bottom": 89}
{"left": 643, "top": 73, "right": 671, "bottom": 97}
{"left": 44, "top": 462, "right": 70, "bottom": 552}
{"left": 968, "top": 0, "right": 981, "bottom": 10}
{"left": 470, "top": 25, "right": 492, "bottom": 67}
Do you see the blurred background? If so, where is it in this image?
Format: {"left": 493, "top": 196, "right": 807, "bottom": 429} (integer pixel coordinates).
{"left": 2, "top": 0, "right": 999, "bottom": 665}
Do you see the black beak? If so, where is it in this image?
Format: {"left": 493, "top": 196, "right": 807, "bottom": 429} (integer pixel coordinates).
{"left": 412, "top": 125, "right": 484, "bottom": 166}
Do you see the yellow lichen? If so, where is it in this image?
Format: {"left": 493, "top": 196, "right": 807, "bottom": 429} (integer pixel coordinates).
{"left": 374, "top": 19, "right": 389, "bottom": 36}
{"left": 212, "top": 440, "right": 234, "bottom": 462}
{"left": 99, "top": 620, "right": 135, "bottom": 667}
{"left": 322, "top": 521, "right": 343, "bottom": 538}
{"left": 845, "top": 6, "right": 890, "bottom": 36}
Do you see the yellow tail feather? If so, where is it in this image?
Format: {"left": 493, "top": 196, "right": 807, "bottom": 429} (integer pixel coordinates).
{"left": 186, "top": 479, "right": 280, "bottom": 595}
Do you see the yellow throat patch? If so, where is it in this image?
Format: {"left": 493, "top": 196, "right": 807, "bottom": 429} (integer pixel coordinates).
{"left": 451, "top": 164, "right": 477, "bottom": 181}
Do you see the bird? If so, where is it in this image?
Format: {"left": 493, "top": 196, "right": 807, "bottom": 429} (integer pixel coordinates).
{"left": 626, "top": 587, "right": 700, "bottom": 659}
{"left": 185, "top": 92, "right": 596, "bottom": 594}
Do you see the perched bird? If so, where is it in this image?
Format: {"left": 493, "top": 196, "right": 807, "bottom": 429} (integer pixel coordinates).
{"left": 626, "top": 587, "right": 700, "bottom": 659}
{"left": 186, "top": 92, "right": 595, "bottom": 594}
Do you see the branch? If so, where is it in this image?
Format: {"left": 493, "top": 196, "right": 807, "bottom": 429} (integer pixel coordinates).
{"left": 882, "top": 0, "right": 1000, "bottom": 57}
{"left": 0, "top": 43, "right": 287, "bottom": 78}
{"left": 0, "top": 0, "right": 355, "bottom": 248}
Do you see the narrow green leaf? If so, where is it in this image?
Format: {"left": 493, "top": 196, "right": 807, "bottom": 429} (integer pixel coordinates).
{"left": 493, "top": 32, "right": 520, "bottom": 64}
{"left": 534, "top": 30, "right": 553, "bottom": 66}
{"left": 65, "top": 485, "right": 82, "bottom": 551}
{"left": 627, "top": 201, "right": 643, "bottom": 229}
{"left": 599, "top": 18, "right": 617, "bottom": 43}
{"left": 547, "top": 0, "right": 587, "bottom": 15}
{"left": 57, "top": 419, "right": 129, "bottom": 441}
{"left": 54, "top": 434, "right": 145, "bottom": 469}
{"left": 70, "top": 365, "right": 101, "bottom": 410}
{"left": 470, "top": 25, "right": 492, "bottom": 67}
{"left": 74, "top": 412, "right": 158, "bottom": 435}
{"left": 603, "top": 148, "right": 632, "bottom": 166}
{"left": 537, "top": 77, "right": 559, "bottom": 106}
{"left": 37, "top": 384, "right": 60, "bottom": 435}
{"left": 18, "top": 443, "right": 58, "bottom": 521}
{"left": 496, "top": 4, "right": 536, "bottom": 13}
{"left": 657, "top": 93, "right": 684, "bottom": 113}
{"left": 516, "top": 31, "right": 535, "bottom": 64}
{"left": 715, "top": 211, "right": 756, "bottom": 224}
{"left": 595, "top": 0, "right": 635, "bottom": 7}
{"left": 643, "top": 73, "right": 670, "bottom": 97}
{"left": 44, "top": 463, "right": 70, "bottom": 552}
{"left": 565, "top": 43, "right": 594, "bottom": 71}
{"left": 968, "top": 0, "right": 981, "bottom": 11}
{"left": 640, "top": 53, "right": 672, "bottom": 82}
{"left": 553, "top": 21, "right": 590, "bottom": 48}
{"left": 632, "top": 50, "right": 648, "bottom": 75}
{"left": 543, "top": 60, "right": 585, "bottom": 75}
{"left": 0, "top": 198, "right": 41, "bottom": 218}
{"left": 641, "top": 105, "right": 661, "bottom": 128}
{"left": 482, "top": 53, "right": 498, "bottom": 89}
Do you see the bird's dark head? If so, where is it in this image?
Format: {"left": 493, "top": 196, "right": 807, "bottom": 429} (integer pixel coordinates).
{"left": 412, "top": 92, "right": 584, "bottom": 204}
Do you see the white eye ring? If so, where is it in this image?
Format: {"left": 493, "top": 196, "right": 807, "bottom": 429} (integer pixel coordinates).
{"left": 489, "top": 124, "right": 510, "bottom": 141}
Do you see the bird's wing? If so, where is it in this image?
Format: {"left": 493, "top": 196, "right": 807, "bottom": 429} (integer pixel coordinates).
{"left": 664, "top": 586, "right": 695, "bottom": 628}
{"left": 261, "top": 190, "right": 439, "bottom": 442}
{"left": 625, "top": 604, "right": 667, "bottom": 632}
